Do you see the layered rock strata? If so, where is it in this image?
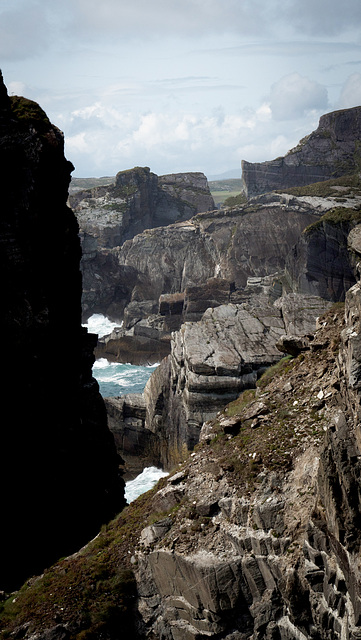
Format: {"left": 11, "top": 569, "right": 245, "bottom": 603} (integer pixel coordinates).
{"left": 71, "top": 168, "right": 214, "bottom": 251}
{"left": 242, "top": 106, "right": 361, "bottom": 197}
{"left": 0, "top": 74, "right": 124, "bottom": 591}
{"left": 287, "top": 214, "right": 360, "bottom": 301}
{"left": 87, "top": 195, "right": 319, "bottom": 343}
{"left": 134, "top": 301, "right": 361, "bottom": 640}
{"left": 105, "top": 395, "right": 160, "bottom": 479}
{"left": 144, "top": 295, "right": 330, "bottom": 467}
{"left": 71, "top": 167, "right": 215, "bottom": 321}
{"left": 7, "top": 300, "right": 361, "bottom": 640}
{"left": 100, "top": 294, "right": 330, "bottom": 473}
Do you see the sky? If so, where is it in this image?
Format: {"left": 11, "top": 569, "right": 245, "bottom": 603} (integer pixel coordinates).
{"left": 1, "top": 0, "right": 361, "bottom": 179}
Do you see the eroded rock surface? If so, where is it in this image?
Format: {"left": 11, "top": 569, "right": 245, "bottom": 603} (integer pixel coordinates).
{"left": 143, "top": 294, "right": 331, "bottom": 468}
{"left": 242, "top": 106, "right": 361, "bottom": 197}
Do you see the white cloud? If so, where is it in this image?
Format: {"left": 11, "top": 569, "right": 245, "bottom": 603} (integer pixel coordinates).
{"left": 338, "top": 73, "right": 361, "bottom": 109}
{"left": 63, "top": 102, "right": 283, "bottom": 176}
{"left": 7, "top": 80, "right": 28, "bottom": 96}
{"left": 269, "top": 73, "right": 328, "bottom": 121}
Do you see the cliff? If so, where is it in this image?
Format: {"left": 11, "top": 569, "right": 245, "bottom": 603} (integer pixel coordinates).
{"left": 70, "top": 167, "right": 215, "bottom": 320}
{"left": 92, "top": 188, "right": 361, "bottom": 364}
{"left": 0, "top": 73, "right": 124, "bottom": 591}
{"left": 84, "top": 194, "right": 319, "bottom": 329}
{"left": 242, "top": 106, "right": 361, "bottom": 197}
{"left": 3, "top": 92, "right": 361, "bottom": 640}
{"left": 4, "top": 298, "right": 361, "bottom": 639}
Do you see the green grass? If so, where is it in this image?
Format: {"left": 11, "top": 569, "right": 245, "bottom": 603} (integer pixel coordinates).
{"left": 275, "top": 172, "right": 361, "bottom": 198}
{"left": 211, "top": 190, "right": 242, "bottom": 205}
{"left": 70, "top": 177, "right": 115, "bottom": 192}
{"left": 10, "top": 96, "right": 51, "bottom": 133}
{"left": 304, "top": 206, "right": 361, "bottom": 235}
{"left": 0, "top": 478, "right": 170, "bottom": 640}
{"left": 209, "top": 179, "right": 244, "bottom": 205}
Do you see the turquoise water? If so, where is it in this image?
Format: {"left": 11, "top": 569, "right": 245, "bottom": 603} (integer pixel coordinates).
{"left": 93, "top": 358, "right": 158, "bottom": 397}
{"left": 83, "top": 313, "right": 158, "bottom": 397}
{"left": 84, "top": 315, "right": 165, "bottom": 499}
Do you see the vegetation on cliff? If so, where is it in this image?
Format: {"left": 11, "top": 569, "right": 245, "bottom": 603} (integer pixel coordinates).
{"left": 9, "top": 95, "right": 51, "bottom": 132}
{"left": 0, "top": 305, "right": 346, "bottom": 640}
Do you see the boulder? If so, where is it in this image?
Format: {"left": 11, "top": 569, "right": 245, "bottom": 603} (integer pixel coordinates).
{"left": 276, "top": 335, "right": 310, "bottom": 356}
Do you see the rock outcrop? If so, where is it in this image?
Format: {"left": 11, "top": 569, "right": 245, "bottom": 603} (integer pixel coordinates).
{"left": 0, "top": 73, "right": 124, "bottom": 591}
{"left": 242, "top": 106, "right": 361, "bottom": 197}
{"left": 133, "top": 301, "right": 361, "bottom": 640}
{"left": 142, "top": 294, "right": 331, "bottom": 468}
{"left": 287, "top": 210, "right": 361, "bottom": 301}
{"left": 105, "top": 395, "right": 160, "bottom": 479}
{"left": 86, "top": 195, "right": 318, "bottom": 336}
{"left": 71, "top": 168, "right": 214, "bottom": 251}
{"left": 71, "top": 167, "right": 214, "bottom": 320}
{"left": 6, "top": 300, "right": 361, "bottom": 640}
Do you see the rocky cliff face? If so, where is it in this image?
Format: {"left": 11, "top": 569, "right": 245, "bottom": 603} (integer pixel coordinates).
{"left": 242, "top": 106, "right": 361, "bottom": 197}
{"left": 91, "top": 189, "right": 361, "bottom": 365}
{"left": 141, "top": 294, "right": 330, "bottom": 468}
{"left": 5, "top": 299, "right": 361, "bottom": 640}
{"left": 3, "top": 95, "right": 361, "bottom": 640}
{"left": 287, "top": 212, "right": 361, "bottom": 301}
{"left": 71, "top": 167, "right": 215, "bottom": 320}
{"left": 0, "top": 73, "right": 124, "bottom": 591}
{"left": 87, "top": 194, "right": 319, "bottom": 331}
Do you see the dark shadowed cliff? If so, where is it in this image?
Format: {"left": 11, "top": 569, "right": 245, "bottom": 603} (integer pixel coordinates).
{"left": 0, "top": 73, "right": 125, "bottom": 591}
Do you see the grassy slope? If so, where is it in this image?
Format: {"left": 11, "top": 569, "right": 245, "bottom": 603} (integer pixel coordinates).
{"left": 0, "top": 305, "right": 345, "bottom": 640}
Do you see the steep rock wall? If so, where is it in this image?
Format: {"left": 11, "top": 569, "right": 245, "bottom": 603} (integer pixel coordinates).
{"left": 286, "top": 216, "right": 360, "bottom": 301}
{"left": 0, "top": 74, "right": 124, "bottom": 591}
{"left": 71, "top": 168, "right": 215, "bottom": 320}
{"left": 108, "top": 199, "right": 318, "bottom": 323}
{"left": 141, "top": 294, "right": 331, "bottom": 469}
{"left": 242, "top": 106, "right": 361, "bottom": 197}
{"left": 134, "top": 302, "right": 361, "bottom": 640}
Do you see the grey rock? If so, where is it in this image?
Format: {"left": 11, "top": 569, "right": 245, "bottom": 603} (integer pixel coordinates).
{"left": 104, "top": 395, "right": 158, "bottom": 479}
{"left": 286, "top": 219, "right": 358, "bottom": 302}
{"left": 140, "top": 518, "right": 172, "bottom": 547}
{"left": 242, "top": 106, "right": 361, "bottom": 197}
{"left": 276, "top": 335, "right": 310, "bottom": 356}
{"left": 151, "top": 485, "right": 185, "bottom": 513}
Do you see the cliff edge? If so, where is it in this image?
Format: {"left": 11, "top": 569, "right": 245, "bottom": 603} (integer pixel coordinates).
{"left": 242, "top": 106, "right": 361, "bottom": 197}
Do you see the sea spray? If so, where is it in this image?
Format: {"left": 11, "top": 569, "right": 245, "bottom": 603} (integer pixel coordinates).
{"left": 93, "top": 359, "right": 158, "bottom": 397}
{"left": 82, "top": 313, "right": 121, "bottom": 338}
{"left": 125, "top": 466, "right": 169, "bottom": 503}
{"left": 83, "top": 314, "right": 158, "bottom": 397}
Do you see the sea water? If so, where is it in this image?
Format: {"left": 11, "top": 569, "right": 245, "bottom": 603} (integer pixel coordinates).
{"left": 83, "top": 313, "right": 158, "bottom": 397}
{"left": 83, "top": 315, "right": 165, "bottom": 499}
{"left": 125, "top": 466, "right": 169, "bottom": 503}
{"left": 93, "top": 359, "right": 158, "bottom": 397}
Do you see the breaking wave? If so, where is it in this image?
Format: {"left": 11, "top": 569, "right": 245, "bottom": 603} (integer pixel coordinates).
{"left": 125, "top": 466, "right": 169, "bottom": 503}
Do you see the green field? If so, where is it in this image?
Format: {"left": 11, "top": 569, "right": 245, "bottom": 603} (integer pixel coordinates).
{"left": 70, "top": 176, "right": 245, "bottom": 207}
{"left": 209, "top": 179, "right": 244, "bottom": 206}
{"left": 69, "top": 176, "right": 115, "bottom": 193}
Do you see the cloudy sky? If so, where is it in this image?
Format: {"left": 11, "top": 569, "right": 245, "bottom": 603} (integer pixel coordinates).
{"left": 1, "top": 0, "right": 361, "bottom": 178}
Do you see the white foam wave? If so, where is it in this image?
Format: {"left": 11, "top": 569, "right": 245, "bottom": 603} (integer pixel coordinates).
{"left": 93, "top": 358, "right": 111, "bottom": 369}
{"left": 83, "top": 313, "right": 122, "bottom": 338}
{"left": 125, "top": 466, "right": 169, "bottom": 503}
